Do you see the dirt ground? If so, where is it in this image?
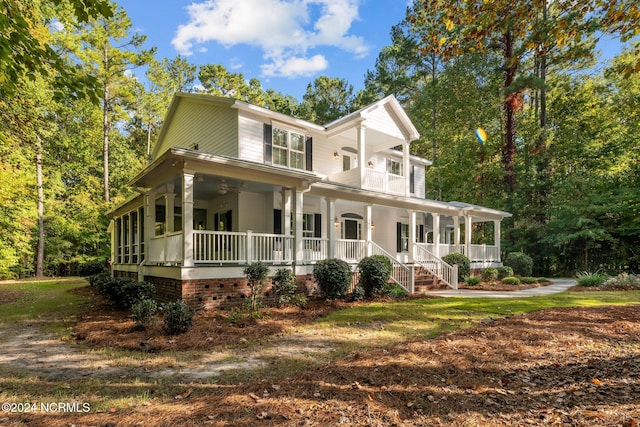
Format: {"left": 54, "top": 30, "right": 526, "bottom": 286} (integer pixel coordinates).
{"left": 3, "top": 285, "right": 640, "bottom": 427}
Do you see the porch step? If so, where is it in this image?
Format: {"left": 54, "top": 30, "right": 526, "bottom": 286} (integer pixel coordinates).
{"left": 412, "top": 268, "right": 449, "bottom": 292}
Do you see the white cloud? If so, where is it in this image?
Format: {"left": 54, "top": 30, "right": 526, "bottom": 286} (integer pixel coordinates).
{"left": 261, "top": 53, "right": 329, "bottom": 78}
{"left": 171, "top": 0, "right": 370, "bottom": 78}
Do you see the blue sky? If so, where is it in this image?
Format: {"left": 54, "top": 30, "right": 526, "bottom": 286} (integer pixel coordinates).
{"left": 117, "top": 0, "right": 410, "bottom": 101}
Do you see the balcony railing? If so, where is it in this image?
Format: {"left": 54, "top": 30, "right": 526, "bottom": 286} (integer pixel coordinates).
{"left": 363, "top": 168, "right": 405, "bottom": 195}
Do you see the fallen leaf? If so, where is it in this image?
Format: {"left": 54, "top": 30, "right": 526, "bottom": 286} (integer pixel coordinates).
{"left": 174, "top": 388, "right": 192, "bottom": 400}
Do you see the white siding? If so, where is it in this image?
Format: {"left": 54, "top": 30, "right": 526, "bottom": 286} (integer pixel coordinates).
{"left": 238, "top": 113, "right": 265, "bottom": 163}
{"left": 238, "top": 192, "right": 268, "bottom": 232}
{"left": 366, "top": 105, "right": 407, "bottom": 140}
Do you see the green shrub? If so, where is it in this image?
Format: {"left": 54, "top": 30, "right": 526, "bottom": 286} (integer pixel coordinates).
{"left": 350, "top": 285, "right": 365, "bottom": 301}
{"left": 131, "top": 298, "right": 158, "bottom": 329}
{"left": 501, "top": 276, "right": 521, "bottom": 286}
{"left": 497, "top": 266, "right": 514, "bottom": 279}
{"left": 91, "top": 275, "right": 154, "bottom": 310}
{"left": 442, "top": 252, "right": 470, "bottom": 281}
{"left": 601, "top": 273, "right": 640, "bottom": 290}
{"left": 481, "top": 267, "right": 498, "bottom": 282}
{"left": 504, "top": 252, "right": 533, "bottom": 277}
{"left": 521, "top": 277, "right": 539, "bottom": 284}
{"left": 79, "top": 260, "right": 107, "bottom": 277}
{"left": 272, "top": 268, "right": 297, "bottom": 306}
{"left": 358, "top": 255, "right": 392, "bottom": 297}
{"left": 576, "top": 271, "right": 609, "bottom": 287}
{"left": 314, "top": 258, "right": 352, "bottom": 299}
{"left": 243, "top": 262, "right": 269, "bottom": 312}
{"left": 162, "top": 301, "right": 195, "bottom": 335}
{"left": 466, "top": 276, "right": 481, "bottom": 286}
{"left": 385, "top": 283, "right": 408, "bottom": 299}
{"left": 290, "top": 294, "right": 308, "bottom": 308}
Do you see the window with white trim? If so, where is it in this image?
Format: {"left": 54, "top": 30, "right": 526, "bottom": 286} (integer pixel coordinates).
{"left": 302, "top": 213, "right": 314, "bottom": 238}
{"left": 273, "top": 127, "right": 306, "bottom": 170}
{"left": 387, "top": 159, "right": 403, "bottom": 176}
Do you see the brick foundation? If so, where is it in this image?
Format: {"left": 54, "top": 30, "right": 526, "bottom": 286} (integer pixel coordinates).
{"left": 145, "top": 274, "right": 318, "bottom": 310}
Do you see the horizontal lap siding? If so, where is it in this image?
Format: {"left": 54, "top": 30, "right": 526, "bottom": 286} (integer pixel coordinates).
{"left": 157, "top": 100, "right": 238, "bottom": 157}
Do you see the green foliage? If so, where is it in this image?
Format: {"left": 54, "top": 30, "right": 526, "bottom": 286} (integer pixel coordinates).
{"left": 501, "top": 276, "right": 521, "bottom": 286}
{"left": 576, "top": 271, "right": 609, "bottom": 287}
{"left": 466, "top": 277, "right": 481, "bottom": 286}
{"left": 442, "top": 253, "right": 471, "bottom": 280}
{"left": 272, "top": 268, "right": 298, "bottom": 306}
{"left": 497, "top": 266, "right": 514, "bottom": 279}
{"left": 290, "top": 294, "right": 308, "bottom": 309}
{"left": 243, "top": 262, "right": 269, "bottom": 312}
{"left": 90, "top": 275, "right": 153, "bottom": 310}
{"left": 481, "top": 267, "right": 499, "bottom": 282}
{"left": 350, "top": 285, "right": 366, "bottom": 301}
{"left": 358, "top": 255, "right": 393, "bottom": 297}
{"left": 313, "top": 258, "right": 352, "bottom": 299}
{"left": 161, "top": 301, "right": 194, "bottom": 335}
{"left": 521, "top": 277, "right": 540, "bottom": 284}
{"left": 601, "top": 273, "right": 640, "bottom": 290}
{"left": 385, "top": 283, "right": 408, "bottom": 298}
{"left": 131, "top": 298, "right": 158, "bottom": 329}
{"left": 504, "top": 252, "right": 533, "bottom": 277}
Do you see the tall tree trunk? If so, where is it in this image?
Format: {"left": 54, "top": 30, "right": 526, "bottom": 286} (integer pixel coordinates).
{"left": 102, "top": 39, "right": 110, "bottom": 202}
{"left": 502, "top": 30, "right": 517, "bottom": 195}
{"left": 36, "top": 135, "right": 44, "bottom": 277}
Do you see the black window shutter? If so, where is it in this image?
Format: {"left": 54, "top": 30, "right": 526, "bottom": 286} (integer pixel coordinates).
{"left": 314, "top": 213, "right": 321, "bottom": 237}
{"left": 264, "top": 123, "right": 272, "bottom": 164}
{"left": 396, "top": 222, "right": 402, "bottom": 253}
{"left": 214, "top": 213, "right": 219, "bottom": 231}
{"left": 226, "top": 210, "right": 232, "bottom": 232}
{"left": 305, "top": 136, "right": 313, "bottom": 171}
{"left": 274, "top": 209, "right": 282, "bottom": 234}
{"left": 410, "top": 166, "right": 415, "bottom": 194}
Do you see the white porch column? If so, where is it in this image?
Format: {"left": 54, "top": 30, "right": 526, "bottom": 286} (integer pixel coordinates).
{"left": 326, "top": 198, "right": 336, "bottom": 258}
{"left": 453, "top": 216, "right": 461, "bottom": 252}
{"left": 165, "top": 183, "right": 175, "bottom": 233}
{"left": 409, "top": 210, "right": 416, "bottom": 263}
{"left": 119, "top": 215, "right": 125, "bottom": 263}
{"left": 357, "top": 125, "right": 366, "bottom": 185}
{"left": 182, "top": 171, "right": 195, "bottom": 267}
{"left": 365, "top": 204, "right": 373, "bottom": 256}
{"left": 144, "top": 192, "right": 155, "bottom": 262}
{"left": 293, "top": 187, "right": 304, "bottom": 265}
{"left": 432, "top": 213, "right": 440, "bottom": 258}
{"left": 403, "top": 142, "right": 411, "bottom": 197}
{"left": 282, "top": 188, "right": 291, "bottom": 236}
{"left": 494, "top": 219, "right": 501, "bottom": 261}
{"left": 465, "top": 215, "right": 473, "bottom": 260}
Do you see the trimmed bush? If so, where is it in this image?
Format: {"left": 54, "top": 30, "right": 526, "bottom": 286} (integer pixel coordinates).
{"left": 576, "top": 271, "right": 609, "bottom": 287}
{"left": 502, "top": 276, "right": 521, "bottom": 286}
{"left": 521, "top": 277, "right": 539, "bottom": 284}
{"left": 314, "top": 258, "right": 352, "bottom": 299}
{"left": 162, "top": 301, "right": 195, "bottom": 335}
{"left": 131, "top": 298, "right": 158, "bottom": 329}
{"left": 481, "top": 267, "right": 498, "bottom": 282}
{"left": 385, "top": 283, "right": 408, "bottom": 299}
{"left": 272, "top": 268, "right": 297, "bottom": 306}
{"left": 350, "top": 285, "right": 365, "bottom": 301}
{"left": 497, "top": 266, "right": 514, "bottom": 279}
{"left": 358, "top": 255, "right": 392, "bottom": 297}
{"left": 243, "top": 262, "right": 269, "bottom": 312}
{"left": 504, "top": 252, "right": 533, "bottom": 277}
{"left": 290, "top": 294, "right": 308, "bottom": 308}
{"left": 91, "top": 275, "right": 154, "bottom": 310}
{"left": 466, "top": 276, "right": 481, "bottom": 286}
{"left": 442, "top": 252, "right": 471, "bottom": 281}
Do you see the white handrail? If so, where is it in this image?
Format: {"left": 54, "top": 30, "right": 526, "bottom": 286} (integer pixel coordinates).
{"left": 413, "top": 244, "right": 458, "bottom": 290}
{"left": 367, "top": 241, "right": 412, "bottom": 293}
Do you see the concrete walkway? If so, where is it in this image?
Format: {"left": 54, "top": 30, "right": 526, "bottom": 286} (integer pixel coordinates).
{"left": 427, "top": 278, "right": 576, "bottom": 298}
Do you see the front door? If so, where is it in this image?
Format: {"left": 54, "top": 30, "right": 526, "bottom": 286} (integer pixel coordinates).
{"left": 344, "top": 219, "right": 359, "bottom": 240}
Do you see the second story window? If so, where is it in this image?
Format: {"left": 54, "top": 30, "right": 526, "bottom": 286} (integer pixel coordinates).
{"left": 273, "top": 128, "right": 305, "bottom": 170}
{"left": 387, "top": 159, "right": 403, "bottom": 176}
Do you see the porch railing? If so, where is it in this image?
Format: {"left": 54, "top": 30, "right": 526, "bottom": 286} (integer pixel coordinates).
{"left": 363, "top": 168, "right": 405, "bottom": 195}
{"left": 413, "top": 244, "right": 458, "bottom": 290}
{"left": 335, "top": 239, "right": 366, "bottom": 261}
{"left": 303, "top": 237, "right": 328, "bottom": 262}
{"left": 421, "top": 244, "right": 500, "bottom": 262}
{"left": 148, "top": 232, "right": 183, "bottom": 264}
{"left": 368, "top": 241, "right": 412, "bottom": 292}
{"left": 193, "top": 231, "right": 294, "bottom": 264}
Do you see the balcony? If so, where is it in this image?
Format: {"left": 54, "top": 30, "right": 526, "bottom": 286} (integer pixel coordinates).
{"left": 330, "top": 167, "right": 406, "bottom": 195}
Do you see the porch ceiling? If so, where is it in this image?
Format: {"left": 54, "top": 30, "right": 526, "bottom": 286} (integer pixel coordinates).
{"left": 131, "top": 148, "right": 323, "bottom": 195}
